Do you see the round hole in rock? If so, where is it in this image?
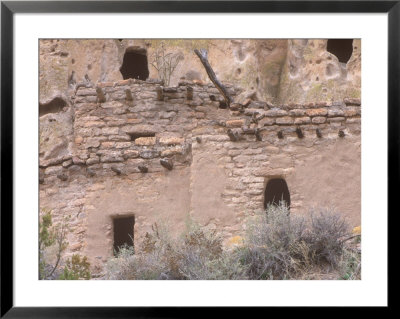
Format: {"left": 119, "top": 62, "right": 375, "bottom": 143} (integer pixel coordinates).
{"left": 120, "top": 48, "right": 149, "bottom": 80}
{"left": 327, "top": 39, "right": 353, "bottom": 64}
{"left": 264, "top": 178, "right": 291, "bottom": 209}
{"left": 326, "top": 63, "right": 337, "bottom": 77}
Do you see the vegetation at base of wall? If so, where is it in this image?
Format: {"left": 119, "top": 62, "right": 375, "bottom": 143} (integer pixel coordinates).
{"left": 39, "top": 208, "right": 69, "bottom": 279}
{"left": 39, "top": 209, "right": 91, "bottom": 280}
{"left": 105, "top": 205, "right": 361, "bottom": 280}
{"left": 39, "top": 209, "right": 55, "bottom": 279}
{"left": 339, "top": 247, "right": 361, "bottom": 280}
{"left": 59, "top": 254, "right": 91, "bottom": 280}
{"left": 105, "top": 221, "right": 247, "bottom": 280}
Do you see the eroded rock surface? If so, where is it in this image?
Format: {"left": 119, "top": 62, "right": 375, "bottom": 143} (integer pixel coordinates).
{"left": 40, "top": 39, "right": 361, "bottom": 106}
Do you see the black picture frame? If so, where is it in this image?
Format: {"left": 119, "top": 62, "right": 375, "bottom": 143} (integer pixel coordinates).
{"left": 1, "top": 1, "right": 395, "bottom": 317}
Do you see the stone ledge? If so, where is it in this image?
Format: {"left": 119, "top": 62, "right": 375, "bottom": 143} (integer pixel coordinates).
{"left": 344, "top": 98, "right": 361, "bottom": 106}
{"left": 135, "top": 137, "right": 157, "bottom": 146}
{"left": 159, "top": 137, "right": 185, "bottom": 145}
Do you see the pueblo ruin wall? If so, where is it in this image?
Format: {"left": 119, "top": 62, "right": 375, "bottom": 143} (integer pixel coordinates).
{"left": 39, "top": 39, "right": 361, "bottom": 273}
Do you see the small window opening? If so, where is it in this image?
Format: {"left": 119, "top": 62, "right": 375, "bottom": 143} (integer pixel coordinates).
{"left": 326, "top": 39, "right": 353, "bottom": 64}
{"left": 39, "top": 97, "right": 67, "bottom": 117}
{"left": 113, "top": 216, "right": 135, "bottom": 255}
{"left": 120, "top": 48, "right": 149, "bottom": 80}
{"left": 264, "top": 178, "right": 291, "bottom": 209}
{"left": 128, "top": 132, "right": 156, "bottom": 141}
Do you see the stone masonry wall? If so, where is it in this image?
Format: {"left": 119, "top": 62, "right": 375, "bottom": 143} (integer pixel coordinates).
{"left": 39, "top": 78, "right": 361, "bottom": 274}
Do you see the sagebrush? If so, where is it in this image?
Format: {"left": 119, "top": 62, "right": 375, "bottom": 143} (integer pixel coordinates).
{"left": 106, "top": 221, "right": 247, "bottom": 280}
{"left": 237, "top": 205, "right": 354, "bottom": 279}
{"left": 105, "top": 205, "right": 360, "bottom": 280}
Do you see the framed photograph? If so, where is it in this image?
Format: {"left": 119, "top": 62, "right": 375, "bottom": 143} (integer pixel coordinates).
{"left": 1, "top": 0, "right": 395, "bottom": 316}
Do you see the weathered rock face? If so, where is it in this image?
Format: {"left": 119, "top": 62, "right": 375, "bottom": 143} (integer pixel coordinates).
{"left": 39, "top": 39, "right": 360, "bottom": 106}
{"left": 39, "top": 102, "right": 73, "bottom": 162}
{"left": 39, "top": 39, "right": 361, "bottom": 274}
{"left": 278, "top": 39, "right": 361, "bottom": 104}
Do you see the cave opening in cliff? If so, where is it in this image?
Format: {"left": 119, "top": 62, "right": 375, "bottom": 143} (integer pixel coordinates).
{"left": 264, "top": 178, "right": 291, "bottom": 209}
{"left": 113, "top": 216, "right": 135, "bottom": 255}
{"left": 120, "top": 48, "right": 149, "bottom": 80}
{"left": 327, "top": 39, "right": 353, "bottom": 64}
{"left": 39, "top": 97, "right": 67, "bottom": 117}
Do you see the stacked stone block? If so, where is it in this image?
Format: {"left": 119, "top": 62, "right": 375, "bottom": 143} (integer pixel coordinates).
{"left": 39, "top": 78, "right": 361, "bottom": 264}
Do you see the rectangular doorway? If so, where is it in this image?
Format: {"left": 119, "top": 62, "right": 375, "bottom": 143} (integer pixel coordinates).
{"left": 113, "top": 216, "right": 135, "bottom": 255}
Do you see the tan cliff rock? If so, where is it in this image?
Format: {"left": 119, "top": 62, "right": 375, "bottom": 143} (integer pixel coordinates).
{"left": 40, "top": 39, "right": 360, "bottom": 105}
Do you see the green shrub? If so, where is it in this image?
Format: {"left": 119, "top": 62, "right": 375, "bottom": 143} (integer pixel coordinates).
{"left": 39, "top": 209, "right": 55, "bottom": 279}
{"left": 339, "top": 248, "right": 361, "bottom": 280}
{"left": 338, "top": 233, "right": 361, "bottom": 280}
{"left": 39, "top": 209, "right": 69, "bottom": 279}
{"left": 59, "top": 254, "right": 91, "bottom": 280}
{"left": 39, "top": 208, "right": 91, "bottom": 280}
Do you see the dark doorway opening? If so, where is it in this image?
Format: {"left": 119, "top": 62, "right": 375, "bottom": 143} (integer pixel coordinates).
{"left": 326, "top": 39, "right": 353, "bottom": 64}
{"left": 113, "top": 216, "right": 135, "bottom": 255}
{"left": 120, "top": 48, "right": 149, "bottom": 80}
{"left": 264, "top": 178, "right": 291, "bottom": 209}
